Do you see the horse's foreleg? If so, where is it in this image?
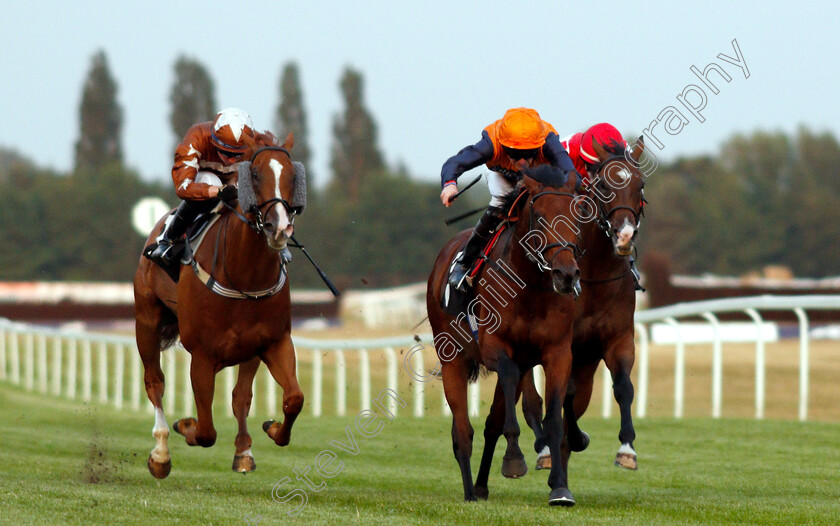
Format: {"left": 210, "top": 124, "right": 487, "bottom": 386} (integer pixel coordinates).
{"left": 604, "top": 335, "right": 637, "bottom": 469}
{"left": 441, "top": 361, "right": 476, "bottom": 502}
{"left": 261, "top": 335, "right": 304, "bottom": 447}
{"left": 542, "top": 348, "right": 574, "bottom": 507}
{"left": 173, "top": 355, "right": 218, "bottom": 447}
{"left": 521, "top": 368, "right": 550, "bottom": 469}
{"left": 474, "top": 380, "right": 506, "bottom": 499}
{"left": 496, "top": 351, "right": 527, "bottom": 479}
{"left": 231, "top": 356, "right": 260, "bottom": 472}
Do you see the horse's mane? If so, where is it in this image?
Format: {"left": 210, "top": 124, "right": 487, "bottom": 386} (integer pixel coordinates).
{"left": 602, "top": 139, "right": 626, "bottom": 158}
{"left": 254, "top": 130, "right": 279, "bottom": 148}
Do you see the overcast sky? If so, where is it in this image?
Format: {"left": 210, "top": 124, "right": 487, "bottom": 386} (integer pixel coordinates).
{"left": 2, "top": 1, "right": 838, "bottom": 188}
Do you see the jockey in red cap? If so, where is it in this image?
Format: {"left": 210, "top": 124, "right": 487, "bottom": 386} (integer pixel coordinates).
{"left": 440, "top": 108, "right": 577, "bottom": 291}
{"left": 147, "top": 108, "right": 256, "bottom": 267}
{"left": 560, "top": 123, "right": 628, "bottom": 184}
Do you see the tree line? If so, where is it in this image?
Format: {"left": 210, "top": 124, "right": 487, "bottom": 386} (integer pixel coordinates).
{"left": 0, "top": 49, "right": 838, "bottom": 287}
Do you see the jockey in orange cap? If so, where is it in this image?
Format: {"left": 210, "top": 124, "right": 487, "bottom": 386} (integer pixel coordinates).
{"left": 560, "top": 122, "right": 628, "bottom": 184}
{"left": 147, "top": 108, "right": 255, "bottom": 266}
{"left": 440, "top": 107, "right": 577, "bottom": 291}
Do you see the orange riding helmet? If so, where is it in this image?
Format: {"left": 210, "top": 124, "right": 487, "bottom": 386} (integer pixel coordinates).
{"left": 497, "top": 107, "right": 547, "bottom": 150}
{"left": 211, "top": 108, "right": 255, "bottom": 154}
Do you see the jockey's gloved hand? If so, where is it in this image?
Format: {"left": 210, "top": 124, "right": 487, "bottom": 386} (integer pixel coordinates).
{"left": 219, "top": 184, "right": 238, "bottom": 203}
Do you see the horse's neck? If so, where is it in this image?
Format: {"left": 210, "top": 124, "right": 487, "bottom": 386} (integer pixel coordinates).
{"left": 210, "top": 216, "right": 281, "bottom": 289}
{"left": 498, "top": 218, "right": 551, "bottom": 287}
{"left": 580, "top": 220, "right": 626, "bottom": 278}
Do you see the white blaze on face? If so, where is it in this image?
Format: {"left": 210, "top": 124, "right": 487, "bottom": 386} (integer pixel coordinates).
{"left": 269, "top": 159, "right": 292, "bottom": 236}
{"left": 617, "top": 222, "right": 635, "bottom": 247}
{"left": 616, "top": 168, "right": 631, "bottom": 183}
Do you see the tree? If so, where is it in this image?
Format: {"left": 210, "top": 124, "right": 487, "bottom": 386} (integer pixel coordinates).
{"left": 275, "top": 62, "right": 312, "bottom": 183}
{"left": 169, "top": 56, "right": 217, "bottom": 148}
{"left": 330, "top": 67, "right": 384, "bottom": 201}
{"left": 74, "top": 50, "right": 123, "bottom": 173}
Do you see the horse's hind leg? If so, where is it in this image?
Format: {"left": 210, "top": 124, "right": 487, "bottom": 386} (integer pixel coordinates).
{"left": 231, "top": 356, "right": 260, "bottom": 472}
{"left": 261, "top": 335, "right": 304, "bottom": 447}
{"left": 474, "top": 377, "right": 517, "bottom": 499}
{"left": 135, "top": 300, "right": 172, "bottom": 479}
{"left": 173, "top": 354, "right": 218, "bottom": 447}
{"left": 604, "top": 334, "right": 638, "bottom": 469}
{"left": 521, "top": 369, "right": 550, "bottom": 469}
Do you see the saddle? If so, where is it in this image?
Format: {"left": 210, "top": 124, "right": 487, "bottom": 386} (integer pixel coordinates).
{"left": 143, "top": 211, "right": 221, "bottom": 282}
{"left": 441, "top": 223, "right": 509, "bottom": 317}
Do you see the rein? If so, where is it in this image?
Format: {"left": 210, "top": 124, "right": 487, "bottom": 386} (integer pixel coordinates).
{"left": 525, "top": 190, "right": 584, "bottom": 272}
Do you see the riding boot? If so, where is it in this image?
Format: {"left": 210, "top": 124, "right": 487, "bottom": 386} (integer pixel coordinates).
{"left": 147, "top": 200, "right": 203, "bottom": 266}
{"left": 449, "top": 206, "right": 504, "bottom": 291}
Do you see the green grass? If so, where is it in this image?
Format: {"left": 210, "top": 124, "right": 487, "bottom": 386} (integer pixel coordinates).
{"left": 1, "top": 382, "right": 839, "bottom": 525}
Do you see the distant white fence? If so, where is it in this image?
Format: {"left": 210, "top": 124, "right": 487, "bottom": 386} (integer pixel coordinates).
{"left": 1, "top": 295, "right": 838, "bottom": 422}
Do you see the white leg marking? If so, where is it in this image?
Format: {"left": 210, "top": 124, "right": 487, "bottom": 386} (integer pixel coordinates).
{"left": 151, "top": 407, "right": 170, "bottom": 463}
{"left": 240, "top": 448, "right": 254, "bottom": 458}
{"left": 618, "top": 442, "right": 636, "bottom": 455}
{"left": 538, "top": 445, "right": 551, "bottom": 457}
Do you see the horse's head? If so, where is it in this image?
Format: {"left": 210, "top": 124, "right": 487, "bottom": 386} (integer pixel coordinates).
{"left": 512, "top": 165, "right": 583, "bottom": 296}
{"left": 587, "top": 136, "right": 647, "bottom": 257}
{"left": 236, "top": 132, "right": 306, "bottom": 252}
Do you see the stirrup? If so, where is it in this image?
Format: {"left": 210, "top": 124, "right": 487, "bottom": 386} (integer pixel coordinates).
{"left": 449, "top": 264, "right": 470, "bottom": 291}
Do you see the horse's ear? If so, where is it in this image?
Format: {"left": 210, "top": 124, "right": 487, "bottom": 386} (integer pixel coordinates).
{"left": 282, "top": 132, "right": 295, "bottom": 150}
{"left": 592, "top": 136, "right": 609, "bottom": 162}
{"left": 629, "top": 136, "right": 645, "bottom": 164}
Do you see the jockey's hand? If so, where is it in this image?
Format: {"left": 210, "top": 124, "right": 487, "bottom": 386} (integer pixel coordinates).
{"left": 218, "top": 184, "right": 238, "bottom": 203}
{"left": 440, "top": 184, "right": 459, "bottom": 207}
{"left": 207, "top": 185, "right": 221, "bottom": 198}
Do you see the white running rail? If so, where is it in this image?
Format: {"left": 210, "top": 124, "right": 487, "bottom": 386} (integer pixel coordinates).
{"left": 1, "top": 294, "right": 838, "bottom": 421}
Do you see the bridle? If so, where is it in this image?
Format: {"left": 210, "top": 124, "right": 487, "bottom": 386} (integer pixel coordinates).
{"left": 586, "top": 155, "right": 647, "bottom": 235}
{"left": 224, "top": 146, "right": 299, "bottom": 235}
{"left": 524, "top": 189, "right": 584, "bottom": 272}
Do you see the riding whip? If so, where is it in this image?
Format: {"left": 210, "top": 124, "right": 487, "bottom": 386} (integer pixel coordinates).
{"left": 289, "top": 235, "right": 341, "bottom": 297}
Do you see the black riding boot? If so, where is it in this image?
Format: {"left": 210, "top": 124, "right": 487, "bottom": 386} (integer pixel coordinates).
{"left": 147, "top": 200, "right": 203, "bottom": 266}
{"left": 449, "top": 206, "right": 504, "bottom": 291}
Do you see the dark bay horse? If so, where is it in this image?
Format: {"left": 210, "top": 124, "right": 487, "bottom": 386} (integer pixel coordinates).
{"left": 477, "top": 137, "right": 649, "bottom": 493}
{"left": 427, "top": 167, "right": 583, "bottom": 506}
{"left": 134, "top": 131, "right": 305, "bottom": 479}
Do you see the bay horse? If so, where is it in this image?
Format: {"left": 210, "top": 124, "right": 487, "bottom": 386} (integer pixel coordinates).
{"left": 476, "top": 137, "right": 648, "bottom": 496}
{"left": 427, "top": 166, "right": 583, "bottom": 506}
{"left": 134, "top": 131, "right": 305, "bottom": 479}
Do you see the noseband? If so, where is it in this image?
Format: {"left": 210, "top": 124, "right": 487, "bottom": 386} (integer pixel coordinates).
{"left": 587, "top": 156, "right": 646, "bottom": 235}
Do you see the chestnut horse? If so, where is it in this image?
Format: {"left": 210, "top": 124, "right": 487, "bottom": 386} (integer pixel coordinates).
{"left": 476, "top": 137, "right": 649, "bottom": 493}
{"left": 134, "top": 132, "right": 305, "bottom": 479}
{"left": 427, "top": 167, "right": 583, "bottom": 506}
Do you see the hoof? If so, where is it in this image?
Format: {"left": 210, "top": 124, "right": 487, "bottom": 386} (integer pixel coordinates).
{"left": 501, "top": 454, "right": 528, "bottom": 479}
{"left": 474, "top": 486, "right": 489, "bottom": 500}
{"left": 548, "top": 487, "right": 575, "bottom": 507}
{"left": 535, "top": 454, "right": 552, "bottom": 470}
{"left": 232, "top": 454, "right": 256, "bottom": 473}
{"left": 172, "top": 418, "right": 196, "bottom": 436}
{"left": 614, "top": 451, "right": 638, "bottom": 470}
{"left": 147, "top": 455, "right": 171, "bottom": 479}
{"left": 570, "top": 431, "right": 590, "bottom": 453}
{"left": 263, "top": 420, "right": 290, "bottom": 446}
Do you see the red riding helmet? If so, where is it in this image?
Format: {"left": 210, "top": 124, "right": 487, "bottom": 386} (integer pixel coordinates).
{"left": 211, "top": 108, "right": 255, "bottom": 154}
{"left": 580, "top": 123, "right": 626, "bottom": 164}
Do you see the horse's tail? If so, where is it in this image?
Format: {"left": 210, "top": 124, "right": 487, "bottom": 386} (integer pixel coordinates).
{"left": 158, "top": 315, "right": 180, "bottom": 352}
